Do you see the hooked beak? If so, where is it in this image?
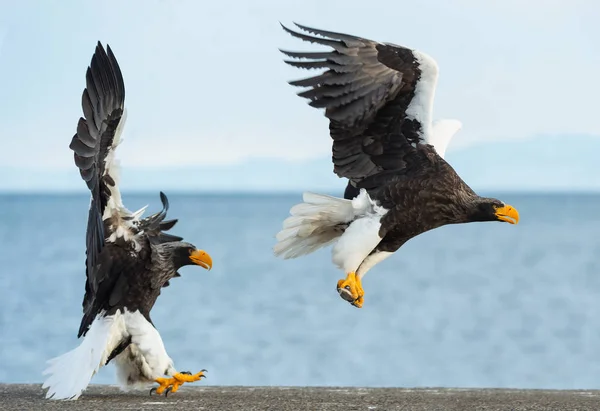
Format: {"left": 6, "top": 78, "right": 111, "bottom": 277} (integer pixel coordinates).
{"left": 189, "top": 250, "right": 213, "bottom": 270}
{"left": 494, "top": 204, "right": 519, "bottom": 225}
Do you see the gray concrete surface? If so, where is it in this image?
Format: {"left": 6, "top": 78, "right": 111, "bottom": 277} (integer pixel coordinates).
{"left": 1, "top": 384, "right": 600, "bottom": 410}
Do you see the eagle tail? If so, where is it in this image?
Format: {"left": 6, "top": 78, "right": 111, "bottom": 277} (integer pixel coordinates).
{"left": 274, "top": 191, "right": 365, "bottom": 259}
{"left": 43, "top": 313, "right": 126, "bottom": 400}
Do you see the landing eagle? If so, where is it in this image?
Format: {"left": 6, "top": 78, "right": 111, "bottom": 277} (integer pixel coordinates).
{"left": 43, "top": 43, "right": 213, "bottom": 400}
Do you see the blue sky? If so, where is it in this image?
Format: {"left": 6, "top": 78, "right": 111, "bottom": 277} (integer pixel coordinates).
{"left": 0, "top": 0, "right": 598, "bottom": 191}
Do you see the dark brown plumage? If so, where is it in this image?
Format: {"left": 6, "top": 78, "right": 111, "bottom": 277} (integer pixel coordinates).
{"left": 275, "top": 23, "right": 520, "bottom": 308}
{"left": 43, "top": 42, "right": 212, "bottom": 401}
{"left": 76, "top": 193, "right": 203, "bottom": 338}
{"left": 69, "top": 43, "right": 212, "bottom": 338}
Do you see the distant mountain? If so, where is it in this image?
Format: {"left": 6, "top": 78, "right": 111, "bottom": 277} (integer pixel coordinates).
{"left": 2, "top": 134, "right": 598, "bottom": 193}
{"left": 446, "top": 134, "right": 599, "bottom": 191}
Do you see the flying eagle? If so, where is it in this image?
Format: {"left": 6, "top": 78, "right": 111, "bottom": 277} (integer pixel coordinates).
{"left": 42, "top": 43, "right": 213, "bottom": 400}
{"left": 274, "top": 24, "right": 520, "bottom": 308}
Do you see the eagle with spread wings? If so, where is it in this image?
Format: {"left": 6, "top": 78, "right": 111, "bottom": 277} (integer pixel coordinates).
{"left": 43, "top": 42, "right": 213, "bottom": 400}
{"left": 274, "top": 24, "right": 519, "bottom": 308}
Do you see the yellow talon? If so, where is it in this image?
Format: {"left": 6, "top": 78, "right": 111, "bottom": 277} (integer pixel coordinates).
{"left": 336, "top": 272, "right": 364, "bottom": 308}
{"left": 152, "top": 370, "right": 206, "bottom": 396}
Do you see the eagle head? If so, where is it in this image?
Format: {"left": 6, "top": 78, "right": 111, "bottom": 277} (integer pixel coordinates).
{"left": 169, "top": 242, "right": 213, "bottom": 271}
{"left": 468, "top": 198, "right": 520, "bottom": 225}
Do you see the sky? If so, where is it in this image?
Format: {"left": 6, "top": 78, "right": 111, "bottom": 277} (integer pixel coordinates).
{"left": 0, "top": 0, "right": 599, "bottom": 191}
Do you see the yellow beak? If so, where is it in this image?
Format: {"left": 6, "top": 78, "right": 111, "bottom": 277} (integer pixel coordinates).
{"left": 494, "top": 204, "right": 519, "bottom": 224}
{"left": 189, "top": 250, "right": 213, "bottom": 270}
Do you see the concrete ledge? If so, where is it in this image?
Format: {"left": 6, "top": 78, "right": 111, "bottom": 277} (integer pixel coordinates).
{"left": 1, "top": 384, "right": 600, "bottom": 410}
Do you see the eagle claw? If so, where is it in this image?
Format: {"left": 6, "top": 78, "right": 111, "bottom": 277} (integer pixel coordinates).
{"left": 336, "top": 272, "right": 364, "bottom": 308}
{"left": 151, "top": 370, "right": 207, "bottom": 396}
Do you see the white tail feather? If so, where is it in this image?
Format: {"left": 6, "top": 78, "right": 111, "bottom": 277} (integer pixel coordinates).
{"left": 274, "top": 189, "right": 379, "bottom": 259}
{"left": 42, "top": 313, "right": 126, "bottom": 400}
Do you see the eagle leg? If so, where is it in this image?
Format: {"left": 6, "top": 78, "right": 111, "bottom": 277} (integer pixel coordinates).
{"left": 336, "top": 272, "right": 364, "bottom": 308}
{"left": 151, "top": 370, "right": 207, "bottom": 396}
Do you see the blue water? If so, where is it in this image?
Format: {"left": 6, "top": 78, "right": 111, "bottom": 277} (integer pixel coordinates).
{"left": 1, "top": 192, "right": 600, "bottom": 389}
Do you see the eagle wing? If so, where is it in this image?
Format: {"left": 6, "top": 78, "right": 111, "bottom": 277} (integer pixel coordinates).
{"left": 69, "top": 42, "right": 138, "bottom": 336}
{"left": 281, "top": 23, "right": 443, "bottom": 197}
{"left": 69, "top": 42, "right": 127, "bottom": 274}
{"left": 71, "top": 44, "right": 186, "bottom": 336}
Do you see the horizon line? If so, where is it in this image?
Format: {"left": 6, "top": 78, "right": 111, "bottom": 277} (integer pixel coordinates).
{"left": 1, "top": 189, "right": 599, "bottom": 196}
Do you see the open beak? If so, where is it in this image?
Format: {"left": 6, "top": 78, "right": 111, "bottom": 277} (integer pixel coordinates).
{"left": 189, "top": 250, "right": 213, "bottom": 270}
{"left": 494, "top": 204, "right": 519, "bottom": 225}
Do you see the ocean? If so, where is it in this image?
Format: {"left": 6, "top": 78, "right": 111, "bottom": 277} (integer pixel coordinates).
{"left": 1, "top": 192, "right": 599, "bottom": 389}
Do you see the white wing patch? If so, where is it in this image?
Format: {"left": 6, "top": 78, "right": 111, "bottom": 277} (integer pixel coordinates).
{"left": 399, "top": 48, "right": 462, "bottom": 157}
{"left": 98, "top": 108, "right": 147, "bottom": 250}
{"left": 404, "top": 50, "right": 439, "bottom": 142}
{"left": 102, "top": 107, "right": 127, "bottom": 221}
{"left": 429, "top": 119, "right": 462, "bottom": 159}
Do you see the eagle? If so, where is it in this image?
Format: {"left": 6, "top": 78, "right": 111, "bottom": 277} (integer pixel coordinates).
{"left": 274, "top": 23, "right": 520, "bottom": 308}
{"left": 42, "top": 42, "right": 213, "bottom": 400}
